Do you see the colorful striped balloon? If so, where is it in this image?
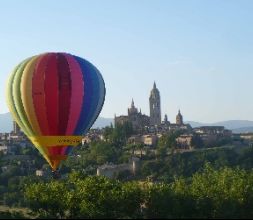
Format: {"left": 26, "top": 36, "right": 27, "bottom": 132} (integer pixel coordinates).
{"left": 6, "top": 52, "right": 106, "bottom": 171}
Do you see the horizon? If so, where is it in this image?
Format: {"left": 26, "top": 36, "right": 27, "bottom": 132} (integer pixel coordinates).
{"left": 1, "top": 0, "right": 253, "bottom": 123}
{"left": 2, "top": 111, "right": 253, "bottom": 125}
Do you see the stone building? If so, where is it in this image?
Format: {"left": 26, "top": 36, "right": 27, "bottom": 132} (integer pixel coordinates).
{"left": 193, "top": 126, "right": 232, "bottom": 146}
{"left": 128, "top": 134, "right": 158, "bottom": 147}
{"left": 115, "top": 99, "right": 150, "bottom": 133}
{"left": 128, "top": 99, "right": 150, "bottom": 132}
{"left": 0, "top": 144, "right": 9, "bottom": 155}
{"left": 114, "top": 82, "right": 189, "bottom": 134}
{"left": 149, "top": 82, "right": 161, "bottom": 126}
{"left": 176, "top": 110, "right": 183, "bottom": 125}
{"left": 194, "top": 126, "right": 232, "bottom": 136}
{"left": 97, "top": 157, "right": 140, "bottom": 179}
{"left": 36, "top": 170, "right": 44, "bottom": 177}
{"left": 176, "top": 134, "right": 193, "bottom": 149}
{"left": 12, "top": 121, "right": 21, "bottom": 134}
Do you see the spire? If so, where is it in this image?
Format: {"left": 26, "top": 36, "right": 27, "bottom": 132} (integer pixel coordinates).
{"left": 128, "top": 98, "right": 138, "bottom": 115}
{"left": 140, "top": 108, "right": 142, "bottom": 114}
{"left": 153, "top": 81, "right": 156, "bottom": 89}
{"left": 131, "top": 98, "right": 134, "bottom": 108}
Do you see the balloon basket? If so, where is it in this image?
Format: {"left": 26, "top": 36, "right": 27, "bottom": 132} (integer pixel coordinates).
{"left": 52, "top": 170, "right": 61, "bottom": 180}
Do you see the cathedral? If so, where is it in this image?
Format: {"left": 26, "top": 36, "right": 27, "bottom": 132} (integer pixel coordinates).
{"left": 114, "top": 99, "right": 150, "bottom": 132}
{"left": 149, "top": 82, "right": 161, "bottom": 126}
{"left": 114, "top": 82, "right": 187, "bottom": 133}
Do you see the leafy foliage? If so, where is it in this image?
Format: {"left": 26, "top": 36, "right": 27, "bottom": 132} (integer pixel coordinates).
{"left": 25, "top": 174, "right": 143, "bottom": 219}
{"left": 23, "top": 165, "right": 253, "bottom": 219}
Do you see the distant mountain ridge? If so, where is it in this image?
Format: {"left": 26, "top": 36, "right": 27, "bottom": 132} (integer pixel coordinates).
{"left": 1, "top": 112, "right": 253, "bottom": 133}
{"left": 186, "top": 120, "right": 253, "bottom": 129}
{"left": 92, "top": 117, "right": 114, "bottom": 129}
{"left": 186, "top": 120, "right": 253, "bottom": 133}
{"left": 0, "top": 112, "right": 12, "bottom": 133}
{"left": 0, "top": 112, "right": 114, "bottom": 133}
{"left": 230, "top": 127, "right": 253, "bottom": 134}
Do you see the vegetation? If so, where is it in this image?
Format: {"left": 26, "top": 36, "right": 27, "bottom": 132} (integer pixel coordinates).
{"left": 2, "top": 124, "right": 253, "bottom": 218}
{"left": 157, "top": 130, "right": 183, "bottom": 157}
{"left": 25, "top": 173, "right": 142, "bottom": 219}
{"left": 23, "top": 164, "right": 253, "bottom": 219}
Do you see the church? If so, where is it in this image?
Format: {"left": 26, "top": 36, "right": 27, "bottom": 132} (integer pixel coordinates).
{"left": 114, "top": 82, "right": 188, "bottom": 133}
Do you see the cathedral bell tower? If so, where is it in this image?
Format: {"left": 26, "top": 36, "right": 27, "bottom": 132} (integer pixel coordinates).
{"left": 149, "top": 82, "right": 161, "bottom": 126}
{"left": 176, "top": 109, "right": 183, "bottom": 125}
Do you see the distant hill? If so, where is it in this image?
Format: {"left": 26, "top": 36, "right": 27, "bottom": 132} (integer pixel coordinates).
{"left": 232, "top": 127, "right": 253, "bottom": 134}
{"left": 212, "top": 120, "right": 253, "bottom": 130}
{"left": 0, "top": 112, "right": 12, "bottom": 133}
{"left": 92, "top": 117, "right": 114, "bottom": 129}
{"left": 0, "top": 112, "right": 114, "bottom": 133}
{"left": 185, "top": 121, "right": 206, "bottom": 128}
{"left": 186, "top": 120, "right": 253, "bottom": 130}
{"left": 1, "top": 112, "right": 253, "bottom": 133}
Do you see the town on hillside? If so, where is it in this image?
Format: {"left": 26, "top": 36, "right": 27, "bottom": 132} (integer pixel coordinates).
{"left": 0, "top": 83, "right": 252, "bottom": 179}
{"left": 85, "top": 82, "right": 247, "bottom": 150}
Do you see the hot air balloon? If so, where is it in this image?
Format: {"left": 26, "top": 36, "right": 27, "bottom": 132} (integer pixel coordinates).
{"left": 6, "top": 52, "right": 106, "bottom": 172}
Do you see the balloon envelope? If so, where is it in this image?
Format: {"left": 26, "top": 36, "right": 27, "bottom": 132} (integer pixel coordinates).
{"left": 6, "top": 52, "right": 106, "bottom": 170}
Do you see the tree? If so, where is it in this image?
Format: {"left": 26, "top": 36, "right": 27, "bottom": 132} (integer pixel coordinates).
{"left": 25, "top": 176, "right": 143, "bottom": 219}
{"left": 157, "top": 130, "right": 183, "bottom": 158}
{"left": 103, "top": 125, "right": 114, "bottom": 142}
{"left": 189, "top": 163, "right": 253, "bottom": 218}
{"left": 143, "top": 181, "right": 188, "bottom": 218}
{"left": 25, "top": 181, "right": 67, "bottom": 218}
{"left": 89, "top": 141, "right": 118, "bottom": 164}
{"left": 23, "top": 165, "right": 253, "bottom": 219}
{"left": 112, "top": 122, "right": 134, "bottom": 147}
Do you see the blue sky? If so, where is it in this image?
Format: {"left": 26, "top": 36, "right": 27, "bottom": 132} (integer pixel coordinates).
{"left": 0, "top": 0, "right": 253, "bottom": 123}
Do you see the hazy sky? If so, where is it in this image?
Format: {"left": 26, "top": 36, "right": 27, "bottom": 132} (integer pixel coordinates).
{"left": 0, "top": 0, "right": 253, "bottom": 123}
